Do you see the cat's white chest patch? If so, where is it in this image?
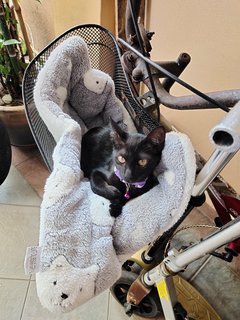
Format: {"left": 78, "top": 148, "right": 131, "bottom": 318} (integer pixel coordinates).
{"left": 164, "top": 170, "right": 175, "bottom": 186}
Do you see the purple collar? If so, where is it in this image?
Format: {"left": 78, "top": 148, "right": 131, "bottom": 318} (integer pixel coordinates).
{"left": 114, "top": 167, "right": 147, "bottom": 199}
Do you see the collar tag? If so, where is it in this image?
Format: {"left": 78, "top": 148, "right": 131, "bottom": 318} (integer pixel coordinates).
{"left": 124, "top": 183, "right": 131, "bottom": 199}
{"left": 114, "top": 167, "right": 148, "bottom": 197}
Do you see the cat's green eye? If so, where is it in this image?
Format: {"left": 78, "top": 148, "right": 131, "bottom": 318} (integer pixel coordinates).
{"left": 117, "top": 155, "right": 126, "bottom": 164}
{"left": 138, "top": 159, "right": 148, "bottom": 166}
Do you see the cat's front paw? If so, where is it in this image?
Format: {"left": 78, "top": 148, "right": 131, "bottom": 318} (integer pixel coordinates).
{"left": 109, "top": 199, "right": 124, "bottom": 218}
{"left": 106, "top": 186, "right": 122, "bottom": 200}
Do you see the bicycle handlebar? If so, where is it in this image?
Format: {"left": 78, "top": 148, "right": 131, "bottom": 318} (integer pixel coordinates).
{"left": 118, "top": 38, "right": 240, "bottom": 111}
{"left": 123, "top": 0, "right": 240, "bottom": 112}
{"left": 210, "top": 100, "right": 240, "bottom": 152}
{"left": 145, "top": 76, "right": 240, "bottom": 111}
{"left": 192, "top": 100, "right": 240, "bottom": 197}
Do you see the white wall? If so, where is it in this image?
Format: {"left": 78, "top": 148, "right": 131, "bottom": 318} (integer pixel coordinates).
{"left": 21, "top": 0, "right": 115, "bottom": 51}
{"left": 146, "top": 0, "right": 240, "bottom": 193}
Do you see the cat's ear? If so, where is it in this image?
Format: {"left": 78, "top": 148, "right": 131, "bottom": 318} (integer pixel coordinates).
{"left": 146, "top": 126, "right": 165, "bottom": 147}
{"left": 110, "top": 119, "right": 128, "bottom": 147}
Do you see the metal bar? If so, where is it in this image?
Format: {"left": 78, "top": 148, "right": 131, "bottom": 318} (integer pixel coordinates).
{"left": 166, "top": 217, "right": 240, "bottom": 272}
{"left": 124, "top": 56, "right": 190, "bottom": 81}
{"left": 209, "top": 100, "right": 240, "bottom": 152}
{"left": 126, "top": 0, "right": 160, "bottom": 122}
{"left": 144, "top": 217, "right": 240, "bottom": 278}
{"left": 146, "top": 76, "right": 240, "bottom": 110}
{"left": 143, "top": 203, "right": 195, "bottom": 261}
{"left": 192, "top": 150, "right": 236, "bottom": 197}
{"left": 142, "top": 217, "right": 240, "bottom": 320}
{"left": 118, "top": 38, "right": 236, "bottom": 111}
{"left": 125, "top": 0, "right": 141, "bottom": 45}
{"left": 144, "top": 267, "right": 178, "bottom": 319}
{"left": 162, "top": 52, "right": 191, "bottom": 92}
{"left": 193, "top": 100, "right": 240, "bottom": 196}
{"left": 156, "top": 277, "right": 178, "bottom": 320}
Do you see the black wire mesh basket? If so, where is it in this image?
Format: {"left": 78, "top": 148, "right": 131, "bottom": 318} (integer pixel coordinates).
{"left": 23, "top": 24, "right": 158, "bottom": 171}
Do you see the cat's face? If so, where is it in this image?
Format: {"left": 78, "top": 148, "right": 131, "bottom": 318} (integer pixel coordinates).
{"left": 111, "top": 121, "right": 165, "bottom": 183}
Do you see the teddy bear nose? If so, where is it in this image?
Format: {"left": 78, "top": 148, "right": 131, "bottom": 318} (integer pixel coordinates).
{"left": 61, "top": 293, "right": 68, "bottom": 300}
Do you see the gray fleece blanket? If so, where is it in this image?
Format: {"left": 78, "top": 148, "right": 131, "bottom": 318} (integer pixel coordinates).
{"left": 25, "top": 35, "right": 196, "bottom": 313}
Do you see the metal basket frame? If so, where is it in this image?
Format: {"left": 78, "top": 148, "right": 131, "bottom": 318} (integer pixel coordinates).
{"left": 23, "top": 24, "right": 158, "bottom": 171}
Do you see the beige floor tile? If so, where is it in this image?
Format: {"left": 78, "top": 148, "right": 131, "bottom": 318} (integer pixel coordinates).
{"left": 0, "top": 165, "right": 41, "bottom": 206}
{"left": 11, "top": 146, "right": 37, "bottom": 167}
{"left": 108, "top": 293, "right": 129, "bottom": 320}
{"left": 198, "top": 201, "right": 218, "bottom": 222}
{"left": 179, "top": 206, "right": 215, "bottom": 238}
{"left": 16, "top": 155, "right": 49, "bottom": 199}
{"left": 0, "top": 278, "right": 29, "bottom": 320}
{"left": 0, "top": 204, "right": 40, "bottom": 279}
{"left": 22, "top": 281, "right": 109, "bottom": 320}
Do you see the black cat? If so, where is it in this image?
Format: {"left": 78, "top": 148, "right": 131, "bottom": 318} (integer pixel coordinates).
{"left": 81, "top": 120, "right": 165, "bottom": 217}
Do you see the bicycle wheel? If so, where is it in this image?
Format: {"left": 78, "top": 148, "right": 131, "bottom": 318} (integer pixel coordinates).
{"left": 110, "top": 269, "right": 163, "bottom": 318}
{"left": 173, "top": 276, "right": 221, "bottom": 320}
{"left": 110, "top": 268, "right": 221, "bottom": 319}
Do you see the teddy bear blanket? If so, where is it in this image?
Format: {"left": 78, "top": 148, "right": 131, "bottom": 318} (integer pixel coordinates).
{"left": 25, "top": 35, "right": 196, "bottom": 313}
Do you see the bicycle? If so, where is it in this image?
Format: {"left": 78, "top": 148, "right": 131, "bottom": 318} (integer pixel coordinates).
{"left": 22, "top": 2, "right": 240, "bottom": 318}
{"left": 109, "top": 1, "right": 240, "bottom": 319}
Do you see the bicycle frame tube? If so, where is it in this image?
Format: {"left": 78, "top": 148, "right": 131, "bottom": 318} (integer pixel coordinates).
{"left": 143, "top": 101, "right": 240, "bottom": 261}
{"left": 192, "top": 149, "right": 237, "bottom": 196}
{"left": 192, "top": 100, "right": 240, "bottom": 196}
{"left": 166, "top": 217, "right": 240, "bottom": 273}
{"left": 143, "top": 217, "right": 240, "bottom": 319}
{"left": 122, "top": 2, "right": 240, "bottom": 318}
{"left": 142, "top": 101, "right": 240, "bottom": 319}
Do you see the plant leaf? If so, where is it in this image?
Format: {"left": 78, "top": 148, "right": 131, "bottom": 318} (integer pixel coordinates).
{"left": 3, "top": 39, "right": 21, "bottom": 46}
{"left": 0, "top": 64, "right": 11, "bottom": 75}
{"left": 21, "top": 41, "right": 27, "bottom": 55}
{"left": 18, "top": 60, "right": 28, "bottom": 70}
{"left": 4, "top": 5, "right": 11, "bottom": 22}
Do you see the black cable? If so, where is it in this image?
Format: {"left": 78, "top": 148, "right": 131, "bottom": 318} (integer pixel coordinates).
{"left": 118, "top": 38, "right": 230, "bottom": 113}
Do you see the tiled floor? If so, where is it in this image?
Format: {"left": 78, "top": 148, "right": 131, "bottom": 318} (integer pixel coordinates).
{"left": 0, "top": 145, "right": 240, "bottom": 319}
{"left": 0, "top": 146, "right": 131, "bottom": 320}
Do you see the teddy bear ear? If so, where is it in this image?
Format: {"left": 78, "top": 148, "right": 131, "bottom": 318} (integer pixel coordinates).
{"left": 83, "top": 69, "right": 107, "bottom": 94}
{"left": 50, "top": 255, "right": 68, "bottom": 270}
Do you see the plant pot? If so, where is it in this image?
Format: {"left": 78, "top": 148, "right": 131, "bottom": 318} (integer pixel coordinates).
{"left": 0, "top": 104, "right": 35, "bottom": 147}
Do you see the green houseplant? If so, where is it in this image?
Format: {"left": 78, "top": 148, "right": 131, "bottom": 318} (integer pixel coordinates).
{"left": 0, "top": 0, "right": 35, "bottom": 146}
